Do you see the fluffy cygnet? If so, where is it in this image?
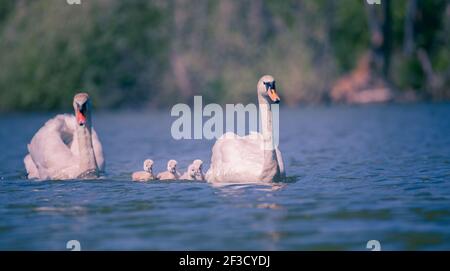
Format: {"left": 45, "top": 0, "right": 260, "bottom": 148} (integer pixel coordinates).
{"left": 157, "top": 159, "right": 181, "bottom": 180}
{"left": 132, "top": 159, "right": 155, "bottom": 181}
{"left": 180, "top": 163, "right": 196, "bottom": 180}
{"left": 181, "top": 159, "right": 205, "bottom": 181}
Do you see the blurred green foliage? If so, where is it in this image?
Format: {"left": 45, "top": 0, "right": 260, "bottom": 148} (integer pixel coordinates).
{"left": 0, "top": 0, "right": 448, "bottom": 111}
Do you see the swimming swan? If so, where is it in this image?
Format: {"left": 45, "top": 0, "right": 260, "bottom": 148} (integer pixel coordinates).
{"left": 205, "top": 75, "right": 285, "bottom": 183}
{"left": 157, "top": 160, "right": 181, "bottom": 180}
{"left": 180, "top": 159, "right": 205, "bottom": 181}
{"left": 132, "top": 159, "right": 155, "bottom": 181}
{"left": 24, "top": 93, "right": 104, "bottom": 180}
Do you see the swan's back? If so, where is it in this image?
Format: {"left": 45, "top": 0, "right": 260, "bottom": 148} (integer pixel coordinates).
{"left": 206, "top": 132, "right": 265, "bottom": 183}
{"left": 27, "top": 115, "right": 76, "bottom": 179}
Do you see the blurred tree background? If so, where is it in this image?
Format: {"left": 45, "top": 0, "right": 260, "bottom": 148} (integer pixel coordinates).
{"left": 0, "top": 0, "right": 448, "bottom": 111}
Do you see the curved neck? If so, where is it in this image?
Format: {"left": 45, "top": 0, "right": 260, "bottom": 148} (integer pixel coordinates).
{"left": 75, "top": 120, "right": 98, "bottom": 177}
{"left": 258, "top": 95, "right": 274, "bottom": 150}
{"left": 258, "top": 95, "right": 278, "bottom": 181}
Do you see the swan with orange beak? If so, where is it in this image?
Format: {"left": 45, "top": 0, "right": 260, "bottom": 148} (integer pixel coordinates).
{"left": 264, "top": 80, "right": 280, "bottom": 104}
{"left": 74, "top": 93, "right": 89, "bottom": 126}
{"left": 24, "top": 92, "right": 104, "bottom": 180}
{"left": 205, "top": 75, "right": 285, "bottom": 183}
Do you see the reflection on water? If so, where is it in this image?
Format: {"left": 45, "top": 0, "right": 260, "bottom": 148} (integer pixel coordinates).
{"left": 209, "top": 182, "right": 287, "bottom": 192}
{"left": 0, "top": 104, "right": 450, "bottom": 250}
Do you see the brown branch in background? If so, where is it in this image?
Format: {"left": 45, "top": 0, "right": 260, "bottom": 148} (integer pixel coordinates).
{"left": 417, "top": 48, "right": 439, "bottom": 91}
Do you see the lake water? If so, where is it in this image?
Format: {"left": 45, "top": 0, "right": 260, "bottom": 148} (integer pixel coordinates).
{"left": 1, "top": 104, "right": 450, "bottom": 250}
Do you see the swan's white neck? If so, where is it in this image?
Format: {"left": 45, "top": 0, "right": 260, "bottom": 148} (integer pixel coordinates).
{"left": 258, "top": 95, "right": 278, "bottom": 180}
{"left": 258, "top": 94, "right": 276, "bottom": 148}
{"left": 75, "top": 119, "right": 98, "bottom": 178}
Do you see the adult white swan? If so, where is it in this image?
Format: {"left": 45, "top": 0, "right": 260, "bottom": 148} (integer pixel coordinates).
{"left": 206, "top": 75, "right": 285, "bottom": 183}
{"left": 24, "top": 93, "right": 105, "bottom": 180}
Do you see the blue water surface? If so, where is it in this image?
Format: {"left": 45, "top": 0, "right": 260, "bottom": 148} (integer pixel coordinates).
{"left": 1, "top": 104, "right": 449, "bottom": 250}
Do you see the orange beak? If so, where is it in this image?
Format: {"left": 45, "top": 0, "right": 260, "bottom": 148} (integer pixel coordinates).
{"left": 76, "top": 110, "right": 86, "bottom": 126}
{"left": 268, "top": 89, "right": 280, "bottom": 103}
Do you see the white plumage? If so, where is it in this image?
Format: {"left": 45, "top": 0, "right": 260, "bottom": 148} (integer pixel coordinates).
{"left": 24, "top": 93, "right": 104, "bottom": 180}
{"left": 206, "top": 75, "right": 286, "bottom": 184}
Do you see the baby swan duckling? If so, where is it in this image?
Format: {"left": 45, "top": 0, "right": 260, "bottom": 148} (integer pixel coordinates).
{"left": 180, "top": 164, "right": 196, "bottom": 180}
{"left": 181, "top": 159, "right": 205, "bottom": 181}
{"left": 132, "top": 159, "right": 155, "bottom": 181}
{"left": 193, "top": 159, "right": 205, "bottom": 181}
{"left": 157, "top": 159, "right": 181, "bottom": 180}
{"left": 180, "top": 159, "right": 205, "bottom": 181}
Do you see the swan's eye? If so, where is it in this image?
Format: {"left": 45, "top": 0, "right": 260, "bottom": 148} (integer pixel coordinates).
{"left": 263, "top": 81, "right": 276, "bottom": 91}
{"left": 79, "top": 103, "right": 87, "bottom": 115}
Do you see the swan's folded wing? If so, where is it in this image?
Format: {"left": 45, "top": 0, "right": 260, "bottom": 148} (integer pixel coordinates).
{"left": 208, "top": 132, "right": 264, "bottom": 183}
{"left": 91, "top": 128, "right": 105, "bottom": 172}
{"left": 28, "top": 115, "right": 76, "bottom": 177}
{"left": 24, "top": 154, "right": 39, "bottom": 179}
{"left": 275, "top": 147, "right": 286, "bottom": 177}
